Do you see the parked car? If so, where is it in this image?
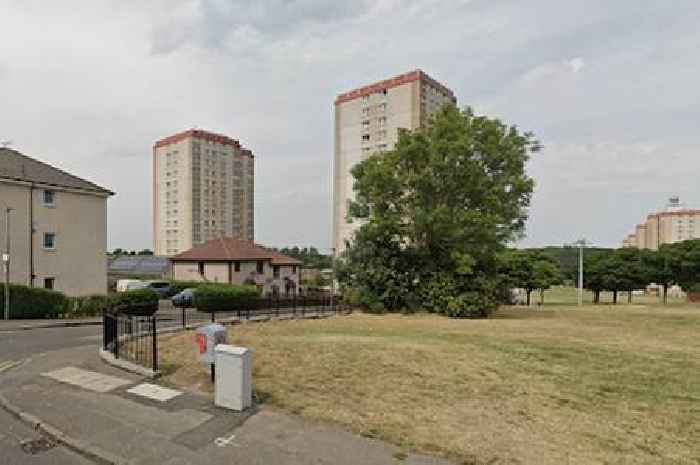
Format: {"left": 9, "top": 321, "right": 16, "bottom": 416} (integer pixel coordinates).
{"left": 116, "top": 279, "right": 145, "bottom": 293}
{"left": 171, "top": 288, "right": 195, "bottom": 308}
{"left": 144, "top": 280, "right": 172, "bottom": 299}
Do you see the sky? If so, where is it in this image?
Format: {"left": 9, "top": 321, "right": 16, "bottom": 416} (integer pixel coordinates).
{"left": 1, "top": 0, "right": 699, "bottom": 252}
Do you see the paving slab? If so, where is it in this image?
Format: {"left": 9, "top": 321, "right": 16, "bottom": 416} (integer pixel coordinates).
{"left": 127, "top": 383, "right": 183, "bottom": 402}
{"left": 42, "top": 366, "right": 131, "bottom": 393}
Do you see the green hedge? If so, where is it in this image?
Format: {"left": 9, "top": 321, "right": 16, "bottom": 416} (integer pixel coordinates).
{"left": 0, "top": 284, "right": 69, "bottom": 319}
{"left": 168, "top": 280, "right": 221, "bottom": 296}
{"left": 109, "top": 289, "right": 159, "bottom": 316}
{"left": 67, "top": 294, "right": 111, "bottom": 318}
{"left": 194, "top": 284, "right": 260, "bottom": 312}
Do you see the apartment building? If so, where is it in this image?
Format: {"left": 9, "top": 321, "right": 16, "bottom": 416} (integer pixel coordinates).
{"left": 622, "top": 198, "right": 700, "bottom": 250}
{"left": 153, "top": 129, "right": 254, "bottom": 256}
{"left": 0, "top": 147, "right": 113, "bottom": 295}
{"left": 332, "top": 69, "right": 457, "bottom": 253}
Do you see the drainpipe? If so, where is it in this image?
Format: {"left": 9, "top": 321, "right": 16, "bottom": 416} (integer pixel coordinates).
{"left": 28, "top": 183, "right": 35, "bottom": 287}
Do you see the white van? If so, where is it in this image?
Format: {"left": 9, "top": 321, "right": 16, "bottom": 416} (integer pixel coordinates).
{"left": 116, "top": 279, "right": 146, "bottom": 293}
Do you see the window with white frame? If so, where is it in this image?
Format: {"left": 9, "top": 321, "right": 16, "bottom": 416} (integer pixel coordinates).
{"left": 43, "top": 232, "right": 56, "bottom": 249}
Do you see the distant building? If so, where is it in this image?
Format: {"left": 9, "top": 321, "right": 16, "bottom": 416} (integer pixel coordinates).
{"left": 0, "top": 147, "right": 113, "bottom": 295}
{"left": 169, "top": 238, "right": 302, "bottom": 296}
{"left": 622, "top": 197, "right": 700, "bottom": 249}
{"left": 153, "top": 129, "right": 255, "bottom": 256}
{"left": 333, "top": 70, "right": 457, "bottom": 254}
{"left": 107, "top": 255, "right": 169, "bottom": 290}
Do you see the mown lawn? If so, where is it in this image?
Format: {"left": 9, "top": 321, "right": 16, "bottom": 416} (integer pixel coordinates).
{"left": 159, "top": 298, "right": 700, "bottom": 465}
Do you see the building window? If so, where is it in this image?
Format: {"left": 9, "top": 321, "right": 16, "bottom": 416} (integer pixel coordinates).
{"left": 292, "top": 265, "right": 297, "bottom": 274}
{"left": 43, "top": 190, "right": 56, "bottom": 206}
{"left": 44, "top": 277, "right": 55, "bottom": 289}
{"left": 198, "top": 262, "right": 205, "bottom": 275}
{"left": 234, "top": 261, "right": 240, "bottom": 272}
{"left": 273, "top": 265, "right": 280, "bottom": 279}
{"left": 43, "top": 233, "right": 56, "bottom": 249}
{"left": 362, "top": 134, "right": 370, "bottom": 141}
{"left": 256, "top": 261, "right": 264, "bottom": 274}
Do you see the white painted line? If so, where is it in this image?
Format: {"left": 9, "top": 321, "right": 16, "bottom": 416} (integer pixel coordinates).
{"left": 42, "top": 366, "right": 131, "bottom": 393}
{"left": 127, "top": 383, "right": 182, "bottom": 402}
{"left": 215, "top": 433, "right": 237, "bottom": 447}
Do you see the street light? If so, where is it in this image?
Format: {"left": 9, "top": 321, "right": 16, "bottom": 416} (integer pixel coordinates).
{"left": 573, "top": 238, "right": 589, "bottom": 306}
{"left": 3, "top": 207, "right": 13, "bottom": 320}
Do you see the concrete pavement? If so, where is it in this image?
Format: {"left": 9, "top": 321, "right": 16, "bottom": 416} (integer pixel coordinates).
{"left": 0, "top": 333, "right": 452, "bottom": 465}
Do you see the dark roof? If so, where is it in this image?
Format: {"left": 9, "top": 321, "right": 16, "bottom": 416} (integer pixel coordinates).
{"left": 171, "top": 238, "right": 302, "bottom": 265}
{"left": 0, "top": 148, "right": 113, "bottom": 195}
{"left": 108, "top": 255, "right": 170, "bottom": 274}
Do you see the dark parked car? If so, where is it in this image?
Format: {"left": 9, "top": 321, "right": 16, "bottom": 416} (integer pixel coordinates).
{"left": 171, "top": 288, "right": 195, "bottom": 308}
{"left": 145, "top": 280, "right": 172, "bottom": 299}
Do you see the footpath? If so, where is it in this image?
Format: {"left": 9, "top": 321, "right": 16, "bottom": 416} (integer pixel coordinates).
{"left": 0, "top": 343, "right": 451, "bottom": 465}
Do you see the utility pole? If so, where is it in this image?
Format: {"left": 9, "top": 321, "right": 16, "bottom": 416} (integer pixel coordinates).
{"left": 574, "top": 238, "right": 588, "bottom": 306}
{"left": 3, "top": 207, "right": 12, "bottom": 320}
{"left": 330, "top": 248, "right": 336, "bottom": 310}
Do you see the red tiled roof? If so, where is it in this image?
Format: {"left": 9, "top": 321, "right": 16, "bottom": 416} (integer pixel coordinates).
{"left": 334, "top": 69, "right": 456, "bottom": 105}
{"left": 154, "top": 129, "right": 242, "bottom": 149}
{"left": 170, "top": 238, "right": 302, "bottom": 265}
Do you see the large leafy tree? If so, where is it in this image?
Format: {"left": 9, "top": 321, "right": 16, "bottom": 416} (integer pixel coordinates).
{"left": 339, "top": 105, "right": 539, "bottom": 317}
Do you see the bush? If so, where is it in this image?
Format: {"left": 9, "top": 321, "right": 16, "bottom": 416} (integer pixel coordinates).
{"left": 67, "top": 294, "right": 111, "bottom": 318}
{"left": 194, "top": 284, "right": 260, "bottom": 312}
{"left": 109, "top": 289, "right": 159, "bottom": 316}
{"left": 0, "top": 284, "right": 69, "bottom": 319}
{"left": 168, "top": 280, "right": 230, "bottom": 297}
{"left": 688, "top": 283, "right": 700, "bottom": 293}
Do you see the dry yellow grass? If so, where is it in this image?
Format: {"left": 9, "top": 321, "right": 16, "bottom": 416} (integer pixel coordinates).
{"left": 159, "top": 303, "right": 700, "bottom": 465}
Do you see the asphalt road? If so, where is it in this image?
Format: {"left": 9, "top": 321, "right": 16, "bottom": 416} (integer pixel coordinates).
{"left": 0, "top": 325, "right": 100, "bottom": 463}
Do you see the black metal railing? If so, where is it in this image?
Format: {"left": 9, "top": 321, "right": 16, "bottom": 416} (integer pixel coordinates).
{"left": 169, "top": 294, "right": 349, "bottom": 328}
{"left": 103, "top": 295, "right": 349, "bottom": 372}
{"left": 103, "top": 313, "right": 158, "bottom": 372}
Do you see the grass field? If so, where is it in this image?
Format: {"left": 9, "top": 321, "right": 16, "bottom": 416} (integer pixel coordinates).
{"left": 159, "top": 289, "right": 700, "bottom": 465}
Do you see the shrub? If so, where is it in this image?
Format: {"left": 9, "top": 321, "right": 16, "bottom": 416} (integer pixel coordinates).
{"left": 109, "top": 289, "right": 159, "bottom": 316}
{"left": 0, "top": 284, "right": 69, "bottom": 319}
{"left": 67, "top": 294, "right": 111, "bottom": 318}
{"left": 194, "top": 284, "right": 260, "bottom": 312}
{"left": 688, "top": 283, "right": 700, "bottom": 293}
{"left": 168, "top": 280, "right": 231, "bottom": 296}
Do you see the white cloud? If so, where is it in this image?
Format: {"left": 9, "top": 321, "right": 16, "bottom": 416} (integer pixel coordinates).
{"left": 0, "top": 0, "right": 699, "bottom": 251}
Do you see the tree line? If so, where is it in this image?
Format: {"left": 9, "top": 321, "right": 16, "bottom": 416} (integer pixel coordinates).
{"left": 502, "top": 240, "right": 700, "bottom": 305}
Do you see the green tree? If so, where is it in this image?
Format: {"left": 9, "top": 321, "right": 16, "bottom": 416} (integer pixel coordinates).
{"left": 642, "top": 247, "right": 676, "bottom": 304}
{"left": 340, "top": 105, "right": 539, "bottom": 317}
{"left": 500, "top": 249, "right": 561, "bottom": 306}
{"left": 665, "top": 239, "right": 700, "bottom": 292}
{"left": 613, "top": 248, "right": 648, "bottom": 304}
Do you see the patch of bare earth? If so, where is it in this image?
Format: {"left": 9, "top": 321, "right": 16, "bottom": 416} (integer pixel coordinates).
{"left": 159, "top": 305, "right": 700, "bottom": 465}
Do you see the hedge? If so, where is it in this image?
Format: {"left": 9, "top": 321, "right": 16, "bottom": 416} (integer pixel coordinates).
{"left": 194, "top": 284, "right": 260, "bottom": 312}
{"left": 109, "top": 288, "right": 159, "bottom": 316}
{"left": 168, "top": 280, "right": 226, "bottom": 297}
{"left": 0, "top": 284, "right": 69, "bottom": 319}
{"left": 67, "top": 294, "right": 111, "bottom": 318}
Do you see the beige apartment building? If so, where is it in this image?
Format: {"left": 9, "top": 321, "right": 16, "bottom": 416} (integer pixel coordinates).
{"left": 153, "top": 129, "right": 254, "bottom": 256}
{"left": 0, "top": 148, "right": 113, "bottom": 295}
{"left": 333, "top": 69, "right": 457, "bottom": 253}
{"left": 622, "top": 198, "right": 700, "bottom": 250}
{"left": 169, "top": 237, "right": 302, "bottom": 296}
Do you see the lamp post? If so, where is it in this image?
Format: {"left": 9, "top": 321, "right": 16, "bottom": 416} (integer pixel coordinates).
{"left": 573, "top": 238, "right": 588, "bottom": 306}
{"left": 3, "top": 207, "right": 13, "bottom": 320}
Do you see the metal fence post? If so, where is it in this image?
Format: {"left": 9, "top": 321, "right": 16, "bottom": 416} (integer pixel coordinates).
{"left": 114, "top": 316, "right": 120, "bottom": 359}
{"left": 152, "top": 316, "right": 158, "bottom": 372}
{"left": 182, "top": 307, "right": 186, "bottom": 329}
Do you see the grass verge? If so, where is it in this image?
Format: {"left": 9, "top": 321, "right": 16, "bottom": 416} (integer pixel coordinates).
{"left": 159, "top": 301, "right": 700, "bottom": 465}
